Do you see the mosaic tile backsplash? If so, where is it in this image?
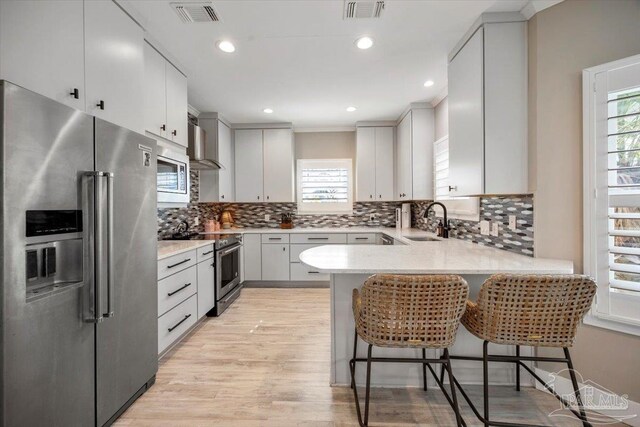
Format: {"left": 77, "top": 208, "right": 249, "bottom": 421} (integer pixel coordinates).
{"left": 158, "top": 171, "right": 534, "bottom": 256}
{"left": 412, "top": 196, "right": 534, "bottom": 256}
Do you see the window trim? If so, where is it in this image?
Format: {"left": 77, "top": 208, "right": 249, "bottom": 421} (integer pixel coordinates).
{"left": 583, "top": 53, "right": 640, "bottom": 337}
{"left": 296, "top": 158, "right": 353, "bottom": 215}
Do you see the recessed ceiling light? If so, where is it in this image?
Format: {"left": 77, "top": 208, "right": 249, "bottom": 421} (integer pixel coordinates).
{"left": 346, "top": 106, "right": 357, "bottom": 112}
{"left": 423, "top": 80, "right": 434, "bottom": 87}
{"left": 355, "top": 36, "right": 374, "bottom": 50}
{"left": 217, "top": 40, "right": 235, "bottom": 53}
{"left": 263, "top": 108, "right": 274, "bottom": 114}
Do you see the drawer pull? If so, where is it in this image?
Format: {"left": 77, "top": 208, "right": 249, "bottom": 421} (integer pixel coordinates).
{"left": 308, "top": 237, "right": 329, "bottom": 240}
{"left": 309, "top": 271, "right": 319, "bottom": 274}
{"left": 202, "top": 250, "right": 214, "bottom": 256}
{"left": 167, "top": 314, "right": 191, "bottom": 332}
{"left": 167, "top": 258, "right": 191, "bottom": 269}
{"left": 167, "top": 282, "right": 192, "bottom": 297}
{"left": 211, "top": 263, "right": 214, "bottom": 267}
{"left": 355, "top": 237, "right": 369, "bottom": 240}
{"left": 269, "top": 237, "right": 282, "bottom": 240}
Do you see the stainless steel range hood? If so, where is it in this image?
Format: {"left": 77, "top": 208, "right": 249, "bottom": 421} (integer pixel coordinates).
{"left": 187, "top": 123, "right": 223, "bottom": 170}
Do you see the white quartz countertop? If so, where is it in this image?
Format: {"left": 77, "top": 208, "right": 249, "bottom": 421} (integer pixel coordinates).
{"left": 295, "top": 229, "right": 573, "bottom": 275}
{"left": 157, "top": 240, "right": 214, "bottom": 260}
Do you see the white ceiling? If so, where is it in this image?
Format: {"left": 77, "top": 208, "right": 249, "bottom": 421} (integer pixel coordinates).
{"left": 122, "top": 0, "right": 531, "bottom": 129}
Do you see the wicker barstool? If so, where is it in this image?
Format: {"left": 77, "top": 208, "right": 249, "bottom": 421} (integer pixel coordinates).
{"left": 350, "top": 274, "right": 469, "bottom": 427}
{"left": 443, "top": 274, "right": 596, "bottom": 427}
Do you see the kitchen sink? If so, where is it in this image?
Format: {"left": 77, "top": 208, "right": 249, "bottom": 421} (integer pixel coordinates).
{"left": 406, "top": 236, "right": 439, "bottom": 242}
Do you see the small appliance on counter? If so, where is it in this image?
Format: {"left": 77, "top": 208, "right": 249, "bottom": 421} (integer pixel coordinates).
{"left": 220, "top": 210, "right": 234, "bottom": 229}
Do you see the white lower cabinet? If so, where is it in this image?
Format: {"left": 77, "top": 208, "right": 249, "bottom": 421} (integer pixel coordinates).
{"left": 243, "top": 234, "right": 262, "bottom": 281}
{"left": 197, "top": 258, "right": 215, "bottom": 319}
{"left": 158, "top": 294, "right": 198, "bottom": 355}
{"left": 347, "top": 233, "right": 377, "bottom": 244}
{"left": 290, "top": 262, "right": 329, "bottom": 281}
{"left": 158, "top": 265, "right": 197, "bottom": 317}
{"left": 261, "top": 243, "right": 290, "bottom": 281}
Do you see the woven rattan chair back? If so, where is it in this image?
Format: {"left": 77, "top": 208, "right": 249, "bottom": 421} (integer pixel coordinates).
{"left": 353, "top": 274, "right": 469, "bottom": 349}
{"left": 462, "top": 274, "right": 597, "bottom": 347}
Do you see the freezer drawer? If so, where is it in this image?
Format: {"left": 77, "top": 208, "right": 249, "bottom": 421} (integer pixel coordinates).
{"left": 290, "top": 262, "right": 330, "bottom": 281}
{"left": 158, "top": 249, "right": 197, "bottom": 280}
{"left": 158, "top": 265, "right": 197, "bottom": 316}
{"left": 158, "top": 294, "right": 198, "bottom": 354}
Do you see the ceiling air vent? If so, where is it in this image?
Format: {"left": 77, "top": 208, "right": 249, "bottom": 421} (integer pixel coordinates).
{"left": 344, "top": 1, "right": 384, "bottom": 19}
{"left": 171, "top": 2, "right": 220, "bottom": 23}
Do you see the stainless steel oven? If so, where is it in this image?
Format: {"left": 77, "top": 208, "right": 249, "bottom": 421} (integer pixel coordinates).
{"left": 214, "top": 235, "right": 243, "bottom": 315}
{"left": 157, "top": 146, "right": 189, "bottom": 204}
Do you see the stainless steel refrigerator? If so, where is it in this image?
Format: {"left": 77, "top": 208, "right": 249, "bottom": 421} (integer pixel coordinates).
{"left": 0, "top": 81, "right": 158, "bottom": 426}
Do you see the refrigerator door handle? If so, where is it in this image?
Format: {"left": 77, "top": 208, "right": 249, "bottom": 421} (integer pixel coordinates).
{"left": 85, "top": 171, "right": 104, "bottom": 323}
{"left": 105, "top": 172, "right": 115, "bottom": 318}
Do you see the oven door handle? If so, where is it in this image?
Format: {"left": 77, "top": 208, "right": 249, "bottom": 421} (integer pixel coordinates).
{"left": 218, "top": 243, "right": 241, "bottom": 257}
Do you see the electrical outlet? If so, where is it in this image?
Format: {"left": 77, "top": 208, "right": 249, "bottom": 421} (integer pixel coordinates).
{"left": 490, "top": 222, "right": 499, "bottom": 237}
{"left": 264, "top": 214, "right": 270, "bottom": 221}
{"left": 480, "top": 220, "right": 490, "bottom": 236}
{"left": 509, "top": 215, "right": 517, "bottom": 231}
{"left": 193, "top": 217, "right": 199, "bottom": 226}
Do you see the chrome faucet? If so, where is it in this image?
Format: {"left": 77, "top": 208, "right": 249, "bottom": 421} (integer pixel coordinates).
{"left": 424, "top": 202, "right": 450, "bottom": 238}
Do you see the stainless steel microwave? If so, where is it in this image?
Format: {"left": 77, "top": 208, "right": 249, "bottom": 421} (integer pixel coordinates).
{"left": 157, "top": 147, "right": 190, "bottom": 204}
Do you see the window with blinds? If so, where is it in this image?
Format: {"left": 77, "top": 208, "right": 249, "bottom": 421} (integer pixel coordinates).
{"left": 296, "top": 159, "right": 353, "bottom": 213}
{"left": 584, "top": 54, "right": 640, "bottom": 336}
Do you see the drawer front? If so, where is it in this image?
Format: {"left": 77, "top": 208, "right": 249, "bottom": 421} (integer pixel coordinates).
{"left": 158, "top": 294, "right": 198, "bottom": 354}
{"left": 290, "top": 262, "right": 329, "bottom": 281}
{"left": 347, "top": 233, "right": 377, "bottom": 244}
{"left": 196, "top": 244, "right": 215, "bottom": 262}
{"left": 290, "top": 244, "right": 322, "bottom": 262}
{"left": 158, "top": 249, "right": 197, "bottom": 280}
{"left": 261, "top": 233, "right": 290, "bottom": 244}
{"left": 290, "top": 233, "right": 347, "bottom": 244}
{"left": 158, "top": 265, "right": 197, "bottom": 316}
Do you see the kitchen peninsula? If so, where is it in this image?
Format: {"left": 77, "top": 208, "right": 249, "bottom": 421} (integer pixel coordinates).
{"left": 299, "top": 230, "right": 573, "bottom": 387}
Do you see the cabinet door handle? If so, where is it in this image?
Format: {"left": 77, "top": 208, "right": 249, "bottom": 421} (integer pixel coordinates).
{"left": 160, "top": 124, "right": 166, "bottom": 131}
{"left": 370, "top": 194, "right": 373, "bottom": 199}
{"left": 221, "top": 195, "right": 225, "bottom": 199}
{"left": 70, "top": 88, "right": 79, "bottom": 99}
{"left": 266, "top": 195, "right": 270, "bottom": 200}
{"left": 379, "top": 194, "right": 382, "bottom": 198}
{"left": 167, "top": 314, "right": 191, "bottom": 332}
{"left": 167, "top": 258, "right": 191, "bottom": 269}
{"left": 282, "top": 246, "right": 286, "bottom": 251}
{"left": 449, "top": 185, "right": 457, "bottom": 192}
{"left": 96, "top": 100, "right": 105, "bottom": 110}
{"left": 167, "top": 282, "right": 192, "bottom": 297}
{"left": 172, "top": 129, "right": 177, "bottom": 137}
{"left": 202, "top": 250, "right": 214, "bottom": 256}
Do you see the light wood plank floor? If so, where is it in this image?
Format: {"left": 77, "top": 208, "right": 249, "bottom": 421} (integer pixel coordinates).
{"left": 115, "top": 288, "right": 624, "bottom": 426}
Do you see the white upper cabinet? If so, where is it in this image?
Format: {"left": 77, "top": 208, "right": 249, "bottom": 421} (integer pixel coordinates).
{"left": 263, "top": 129, "right": 295, "bottom": 202}
{"left": 84, "top": 0, "right": 144, "bottom": 133}
{"left": 218, "top": 122, "right": 235, "bottom": 201}
{"left": 448, "top": 20, "right": 527, "bottom": 196}
{"left": 144, "top": 43, "right": 167, "bottom": 139}
{"left": 375, "top": 127, "right": 395, "bottom": 201}
{"left": 0, "top": 0, "right": 85, "bottom": 109}
{"left": 165, "top": 64, "right": 188, "bottom": 147}
{"left": 356, "top": 126, "right": 395, "bottom": 202}
{"left": 396, "top": 112, "right": 413, "bottom": 200}
{"left": 234, "top": 129, "right": 264, "bottom": 202}
{"left": 356, "top": 127, "right": 377, "bottom": 201}
{"left": 395, "top": 107, "right": 435, "bottom": 201}
{"left": 199, "top": 117, "right": 234, "bottom": 202}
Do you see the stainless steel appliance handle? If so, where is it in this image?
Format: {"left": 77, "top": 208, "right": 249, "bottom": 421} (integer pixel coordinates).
{"left": 105, "top": 172, "right": 115, "bottom": 318}
{"left": 84, "top": 172, "right": 103, "bottom": 323}
{"left": 219, "top": 243, "right": 241, "bottom": 257}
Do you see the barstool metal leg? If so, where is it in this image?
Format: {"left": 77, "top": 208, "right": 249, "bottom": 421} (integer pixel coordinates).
{"left": 351, "top": 329, "right": 358, "bottom": 390}
{"left": 364, "top": 344, "right": 373, "bottom": 426}
{"left": 483, "top": 340, "right": 490, "bottom": 427}
{"left": 444, "top": 349, "right": 464, "bottom": 427}
{"left": 515, "top": 345, "right": 521, "bottom": 392}
{"left": 422, "top": 348, "right": 428, "bottom": 391}
{"left": 564, "top": 347, "right": 591, "bottom": 427}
